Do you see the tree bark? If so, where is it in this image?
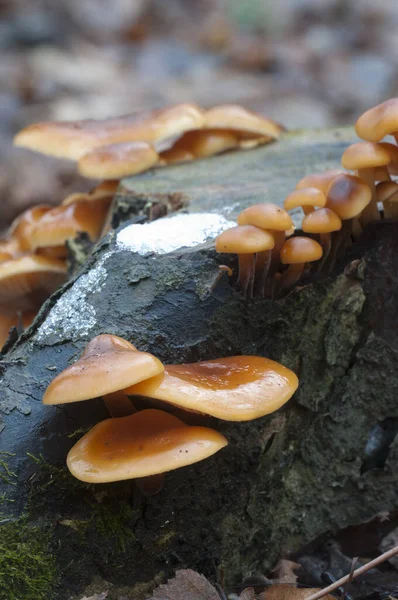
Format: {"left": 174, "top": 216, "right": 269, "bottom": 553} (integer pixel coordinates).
{"left": 1, "top": 127, "right": 397, "bottom": 600}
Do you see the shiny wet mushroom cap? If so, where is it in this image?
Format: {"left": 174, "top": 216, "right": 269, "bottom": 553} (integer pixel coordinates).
{"left": 42, "top": 334, "right": 164, "bottom": 405}
{"left": 14, "top": 103, "right": 204, "bottom": 161}
{"left": 62, "top": 180, "right": 119, "bottom": 206}
{"left": 279, "top": 236, "right": 323, "bottom": 291}
{"left": 124, "top": 355, "right": 298, "bottom": 421}
{"left": 167, "top": 128, "right": 239, "bottom": 159}
{"left": 284, "top": 188, "right": 327, "bottom": 215}
{"left": 355, "top": 98, "right": 398, "bottom": 142}
{"left": 325, "top": 174, "right": 371, "bottom": 220}
{"left": 66, "top": 408, "right": 228, "bottom": 483}
{"left": 78, "top": 142, "right": 159, "bottom": 180}
{"left": 296, "top": 170, "right": 343, "bottom": 194}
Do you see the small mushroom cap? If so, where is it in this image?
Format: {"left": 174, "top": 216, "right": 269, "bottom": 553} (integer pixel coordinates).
{"left": 78, "top": 142, "right": 159, "bottom": 180}
{"left": 171, "top": 128, "right": 239, "bottom": 159}
{"left": 66, "top": 408, "right": 228, "bottom": 483}
{"left": 0, "top": 255, "right": 66, "bottom": 314}
{"left": 204, "top": 105, "right": 282, "bottom": 139}
{"left": 341, "top": 142, "right": 391, "bottom": 170}
{"left": 124, "top": 356, "right": 298, "bottom": 421}
{"left": 280, "top": 236, "right": 323, "bottom": 264}
{"left": 14, "top": 103, "right": 204, "bottom": 160}
{"left": 30, "top": 198, "right": 111, "bottom": 250}
{"left": 237, "top": 203, "right": 292, "bottom": 231}
{"left": 325, "top": 174, "right": 371, "bottom": 219}
{"left": 215, "top": 225, "right": 275, "bottom": 254}
{"left": 42, "top": 334, "right": 164, "bottom": 405}
{"left": 302, "top": 208, "right": 342, "bottom": 234}
{"left": 355, "top": 98, "right": 398, "bottom": 142}
{"left": 284, "top": 188, "right": 327, "bottom": 211}
{"left": 159, "top": 147, "right": 194, "bottom": 165}
{"left": 8, "top": 204, "right": 52, "bottom": 252}
{"left": 296, "top": 169, "right": 343, "bottom": 194}
{"left": 62, "top": 180, "right": 119, "bottom": 206}
{"left": 376, "top": 181, "right": 398, "bottom": 203}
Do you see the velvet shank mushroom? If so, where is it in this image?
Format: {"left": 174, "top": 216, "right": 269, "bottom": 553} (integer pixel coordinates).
{"left": 355, "top": 98, "right": 398, "bottom": 143}
{"left": 42, "top": 334, "right": 164, "bottom": 406}
{"left": 62, "top": 180, "right": 119, "bottom": 206}
{"left": 215, "top": 224, "right": 275, "bottom": 296}
{"left": 0, "top": 255, "right": 66, "bottom": 314}
{"left": 66, "top": 408, "right": 228, "bottom": 483}
{"left": 376, "top": 181, "right": 398, "bottom": 219}
{"left": 325, "top": 173, "right": 372, "bottom": 231}
{"left": 341, "top": 142, "right": 391, "bottom": 224}
{"left": 78, "top": 142, "right": 159, "bottom": 180}
{"left": 296, "top": 170, "right": 343, "bottom": 195}
{"left": 124, "top": 355, "right": 298, "bottom": 421}
{"left": 301, "top": 207, "right": 342, "bottom": 265}
{"left": 204, "top": 105, "right": 282, "bottom": 141}
{"left": 165, "top": 129, "right": 239, "bottom": 160}
{"left": 14, "top": 103, "right": 204, "bottom": 160}
{"left": 279, "top": 236, "right": 323, "bottom": 292}
{"left": 284, "top": 187, "right": 327, "bottom": 215}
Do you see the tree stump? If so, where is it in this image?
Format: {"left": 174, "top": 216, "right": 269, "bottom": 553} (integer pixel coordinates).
{"left": 1, "top": 127, "right": 397, "bottom": 600}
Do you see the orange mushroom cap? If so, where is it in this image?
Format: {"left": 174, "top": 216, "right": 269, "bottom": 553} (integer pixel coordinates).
{"left": 284, "top": 188, "right": 327, "bottom": 212}
{"left": 8, "top": 204, "right": 52, "bottom": 252}
{"left": 170, "top": 128, "right": 239, "bottom": 159}
{"left": 30, "top": 198, "right": 111, "bottom": 250}
{"left": 295, "top": 170, "right": 343, "bottom": 194}
{"left": 215, "top": 225, "right": 275, "bottom": 254}
{"left": 341, "top": 142, "right": 391, "bottom": 170}
{"left": 42, "top": 334, "right": 164, "bottom": 405}
{"left": 355, "top": 98, "right": 398, "bottom": 142}
{"left": 0, "top": 255, "right": 66, "bottom": 314}
{"left": 14, "top": 103, "right": 204, "bottom": 161}
{"left": 237, "top": 203, "right": 292, "bottom": 231}
{"left": 376, "top": 181, "right": 398, "bottom": 203}
{"left": 159, "top": 147, "right": 194, "bottom": 165}
{"left": 66, "top": 408, "right": 228, "bottom": 483}
{"left": 78, "top": 141, "right": 159, "bottom": 180}
{"left": 204, "top": 105, "right": 282, "bottom": 139}
{"left": 124, "top": 356, "right": 298, "bottom": 421}
{"left": 325, "top": 174, "right": 371, "bottom": 219}
{"left": 378, "top": 142, "right": 398, "bottom": 175}
{"left": 280, "top": 236, "right": 323, "bottom": 264}
{"left": 301, "top": 208, "right": 342, "bottom": 234}
{"left": 62, "top": 180, "right": 119, "bottom": 206}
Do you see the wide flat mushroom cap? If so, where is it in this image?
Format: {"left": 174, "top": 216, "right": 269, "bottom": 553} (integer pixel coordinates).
{"left": 9, "top": 204, "right": 52, "bottom": 251}
{"left": 355, "top": 98, "right": 398, "bottom": 141}
{"left": 215, "top": 225, "right": 275, "bottom": 254}
{"left": 43, "top": 334, "right": 164, "bottom": 405}
{"left": 295, "top": 170, "right": 343, "bottom": 194}
{"left": 204, "top": 105, "right": 282, "bottom": 139}
{"left": 280, "top": 236, "right": 323, "bottom": 264}
{"left": 66, "top": 408, "right": 228, "bottom": 483}
{"left": 341, "top": 142, "right": 391, "bottom": 170}
{"left": 124, "top": 356, "right": 298, "bottom": 421}
{"left": 302, "top": 208, "right": 342, "bottom": 233}
{"left": 0, "top": 255, "right": 67, "bottom": 314}
{"left": 14, "top": 103, "right": 204, "bottom": 160}
{"left": 78, "top": 141, "right": 159, "bottom": 179}
{"left": 284, "top": 188, "right": 326, "bottom": 211}
{"left": 325, "top": 174, "right": 371, "bottom": 219}
{"left": 30, "top": 198, "right": 111, "bottom": 249}
{"left": 62, "top": 180, "right": 119, "bottom": 206}
{"left": 237, "top": 203, "right": 292, "bottom": 230}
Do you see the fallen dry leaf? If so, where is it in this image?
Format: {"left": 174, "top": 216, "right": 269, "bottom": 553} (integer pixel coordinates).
{"left": 149, "top": 569, "right": 220, "bottom": 600}
{"left": 271, "top": 559, "right": 301, "bottom": 583}
{"left": 259, "top": 584, "right": 334, "bottom": 600}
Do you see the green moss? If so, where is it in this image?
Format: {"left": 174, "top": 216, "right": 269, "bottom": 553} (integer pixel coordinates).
{"left": 0, "top": 519, "right": 57, "bottom": 600}
{"left": 0, "top": 451, "right": 17, "bottom": 486}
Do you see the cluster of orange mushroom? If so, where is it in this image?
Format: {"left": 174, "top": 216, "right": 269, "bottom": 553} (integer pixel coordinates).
{"left": 216, "top": 97, "right": 398, "bottom": 298}
{"left": 42, "top": 334, "right": 298, "bottom": 492}
{"left": 0, "top": 103, "right": 282, "bottom": 350}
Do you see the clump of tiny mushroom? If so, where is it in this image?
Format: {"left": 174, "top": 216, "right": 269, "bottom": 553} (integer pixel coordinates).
{"left": 216, "top": 97, "right": 398, "bottom": 297}
{"left": 0, "top": 103, "right": 283, "bottom": 350}
{"left": 42, "top": 334, "right": 298, "bottom": 493}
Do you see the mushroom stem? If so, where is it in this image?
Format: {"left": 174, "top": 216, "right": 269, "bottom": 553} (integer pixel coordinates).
{"left": 237, "top": 253, "right": 255, "bottom": 297}
{"left": 327, "top": 220, "right": 352, "bottom": 273}
{"left": 351, "top": 218, "right": 363, "bottom": 240}
{"left": 279, "top": 263, "right": 305, "bottom": 292}
{"left": 316, "top": 232, "right": 331, "bottom": 273}
{"left": 264, "top": 230, "right": 285, "bottom": 297}
{"left": 103, "top": 391, "right": 136, "bottom": 417}
{"left": 253, "top": 250, "right": 271, "bottom": 297}
{"left": 135, "top": 473, "right": 165, "bottom": 496}
{"left": 302, "top": 206, "right": 315, "bottom": 215}
{"left": 358, "top": 168, "right": 379, "bottom": 225}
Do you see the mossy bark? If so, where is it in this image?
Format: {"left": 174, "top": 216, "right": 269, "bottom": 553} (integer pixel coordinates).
{"left": 0, "top": 128, "right": 398, "bottom": 600}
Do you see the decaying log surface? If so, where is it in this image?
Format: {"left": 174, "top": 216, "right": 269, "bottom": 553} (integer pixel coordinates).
{"left": 1, "top": 127, "right": 398, "bottom": 600}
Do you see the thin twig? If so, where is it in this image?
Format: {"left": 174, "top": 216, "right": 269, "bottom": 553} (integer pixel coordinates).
{"left": 305, "top": 545, "right": 398, "bottom": 600}
{"left": 341, "top": 556, "right": 358, "bottom": 600}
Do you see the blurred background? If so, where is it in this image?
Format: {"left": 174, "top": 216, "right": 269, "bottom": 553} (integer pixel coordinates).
{"left": 1, "top": 0, "right": 398, "bottom": 229}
